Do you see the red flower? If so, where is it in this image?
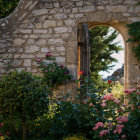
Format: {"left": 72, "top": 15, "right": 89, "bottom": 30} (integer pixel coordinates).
{"left": 108, "top": 80, "right": 112, "bottom": 84}
{"left": 78, "top": 71, "right": 84, "bottom": 75}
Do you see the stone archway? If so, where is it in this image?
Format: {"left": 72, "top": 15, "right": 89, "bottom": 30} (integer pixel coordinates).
{"left": 75, "top": 11, "right": 139, "bottom": 89}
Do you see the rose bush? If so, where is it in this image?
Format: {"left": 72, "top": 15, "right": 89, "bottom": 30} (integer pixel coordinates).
{"left": 34, "top": 52, "right": 72, "bottom": 87}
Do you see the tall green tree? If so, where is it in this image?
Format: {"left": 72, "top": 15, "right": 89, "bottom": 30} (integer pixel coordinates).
{"left": 0, "top": 0, "right": 19, "bottom": 19}
{"left": 90, "top": 26, "right": 123, "bottom": 85}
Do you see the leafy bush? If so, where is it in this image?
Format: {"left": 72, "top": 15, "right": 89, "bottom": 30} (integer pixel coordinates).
{"left": 0, "top": 0, "right": 20, "bottom": 19}
{"left": 92, "top": 85, "right": 140, "bottom": 140}
{"left": 0, "top": 71, "right": 51, "bottom": 140}
{"left": 34, "top": 52, "right": 72, "bottom": 87}
{"left": 111, "top": 82, "right": 124, "bottom": 103}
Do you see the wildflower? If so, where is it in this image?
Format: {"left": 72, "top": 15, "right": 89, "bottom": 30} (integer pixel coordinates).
{"left": 45, "top": 70, "right": 48, "bottom": 73}
{"left": 0, "top": 133, "right": 3, "bottom": 136}
{"left": 138, "top": 106, "right": 140, "bottom": 110}
{"left": 78, "top": 71, "right": 84, "bottom": 75}
{"left": 108, "top": 80, "right": 112, "bottom": 84}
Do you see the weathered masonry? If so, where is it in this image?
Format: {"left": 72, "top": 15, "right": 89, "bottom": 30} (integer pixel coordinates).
{"left": 0, "top": 0, "right": 140, "bottom": 89}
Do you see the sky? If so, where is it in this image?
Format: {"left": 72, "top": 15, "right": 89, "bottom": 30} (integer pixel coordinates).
{"left": 99, "top": 33, "right": 125, "bottom": 78}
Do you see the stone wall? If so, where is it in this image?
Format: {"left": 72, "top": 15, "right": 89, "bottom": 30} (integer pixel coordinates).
{"left": 0, "top": 0, "right": 140, "bottom": 89}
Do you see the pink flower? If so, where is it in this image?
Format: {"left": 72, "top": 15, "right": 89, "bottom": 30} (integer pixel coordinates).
{"left": 0, "top": 123, "right": 4, "bottom": 127}
{"left": 114, "top": 99, "right": 120, "bottom": 104}
{"left": 45, "top": 70, "right": 48, "bottom": 73}
{"left": 103, "top": 94, "right": 114, "bottom": 101}
{"left": 0, "top": 133, "right": 3, "bottom": 136}
{"left": 89, "top": 103, "right": 93, "bottom": 107}
{"left": 137, "top": 85, "right": 140, "bottom": 88}
{"left": 136, "top": 92, "right": 140, "bottom": 95}
{"left": 93, "top": 126, "right": 98, "bottom": 130}
{"left": 116, "top": 116, "right": 128, "bottom": 123}
{"left": 99, "top": 130, "right": 109, "bottom": 137}
{"left": 113, "top": 130, "right": 117, "bottom": 134}
{"left": 131, "top": 107, "right": 134, "bottom": 111}
{"left": 102, "top": 103, "right": 107, "bottom": 107}
{"left": 118, "top": 128, "right": 122, "bottom": 134}
{"left": 124, "top": 89, "right": 136, "bottom": 94}
{"left": 122, "top": 135, "right": 126, "bottom": 139}
{"left": 95, "top": 122, "right": 104, "bottom": 127}
{"left": 82, "top": 101, "right": 86, "bottom": 104}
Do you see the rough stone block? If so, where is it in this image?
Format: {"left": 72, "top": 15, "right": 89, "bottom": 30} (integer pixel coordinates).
{"left": 79, "top": 6, "right": 96, "bottom": 12}
{"left": 64, "top": 20, "right": 75, "bottom": 26}
{"left": 43, "top": 20, "right": 56, "bottom": 28}
{"left": 33, "top": 29, "right": 48, "bottom": 34}
{"left": 54, "top": 27, "right": 68, "bottom": 33}
{"left": 14, "top": 39, "right": 25, "bottom": 46}
{"left": 23, "top": 59, "right": 31, "bottom": 66}
{"left": 32, "top": 9, "right": 48, "bottom": 16}
{"left": 26, "top": 45, "right": 40, "bottom": 53}
{"left": 36, "top": 39, "right": 46, "bottom": 46}
{"left": 48, "top": 39, "right": 64, "bottom": 44}
{"left": 55, "top": 14, "right": 67, "bottom": 19}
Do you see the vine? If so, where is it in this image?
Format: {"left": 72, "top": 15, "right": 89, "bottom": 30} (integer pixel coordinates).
{"left": 127, "top": 22, "right": 140, "bottom": 61}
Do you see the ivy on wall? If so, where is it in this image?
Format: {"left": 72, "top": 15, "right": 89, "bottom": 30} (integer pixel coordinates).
{"left": 127, "top": 22, "right": 140, "bottom": 61}
{"left": 0, "top": 0, "right": 20, "bottom": 19}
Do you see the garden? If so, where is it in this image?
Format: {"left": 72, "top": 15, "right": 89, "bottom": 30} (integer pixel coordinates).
{"left": 0, "top": 52, "right": 140, "bottom": 140}
{"left": 0, "top": 1, "right": 140, "bottom": 139}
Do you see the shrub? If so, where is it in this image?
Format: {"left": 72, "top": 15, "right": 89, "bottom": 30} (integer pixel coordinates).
{"left": 34, "top": 52, "right": 72, "bottom": 87}
{"left": 0, "top": 71, "right": 51, "bottom": 140}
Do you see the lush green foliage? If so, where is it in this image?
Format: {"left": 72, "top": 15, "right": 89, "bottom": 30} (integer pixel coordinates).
{"left": 0, "top": 71, "right": 139, "bottom": 140}
{"left": 34, "top": 52, "right": 72, "bottom": 87}
{"left": 0, "top": 71, "right": 51, "bottom": 139}
{"left": 127, "top": 22, "right": 140, "bottom": 61}
{"left": 0, "top": 0, "right": 20, "bottom": 19}
{"left": 111, "top": 82, "right": 124, "bottom": 103}
{"left": 90, "top": 26, "right": 123, "bottom": 85}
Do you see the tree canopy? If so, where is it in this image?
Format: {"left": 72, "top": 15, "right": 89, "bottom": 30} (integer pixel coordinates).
{"left": 0, "top": 0, "right": 20, "bottom": 19}
{"left": 90, "top": 26, "right": 123, "bottom": 84}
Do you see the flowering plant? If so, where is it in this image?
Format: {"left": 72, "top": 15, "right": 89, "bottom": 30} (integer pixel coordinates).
{"left": 34, "top": 52, "right": 72, "bottom": 87}
{"left": 0, "top": 122, "right": 10, "bottom": 140}
{"left": 92, "top": 85, "right": 140, "bottom": 140}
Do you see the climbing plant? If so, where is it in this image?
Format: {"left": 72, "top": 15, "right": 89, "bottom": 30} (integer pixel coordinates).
{"left": 0, "top": 0, "right": 20, "bottom": 19}
{"left": 127, "top": 22, "right": 140, "bottom": 61}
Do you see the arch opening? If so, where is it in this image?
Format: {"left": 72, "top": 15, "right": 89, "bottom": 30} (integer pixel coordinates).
{"left": 77, "top": 23, "right": 126, "bottom": 100}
